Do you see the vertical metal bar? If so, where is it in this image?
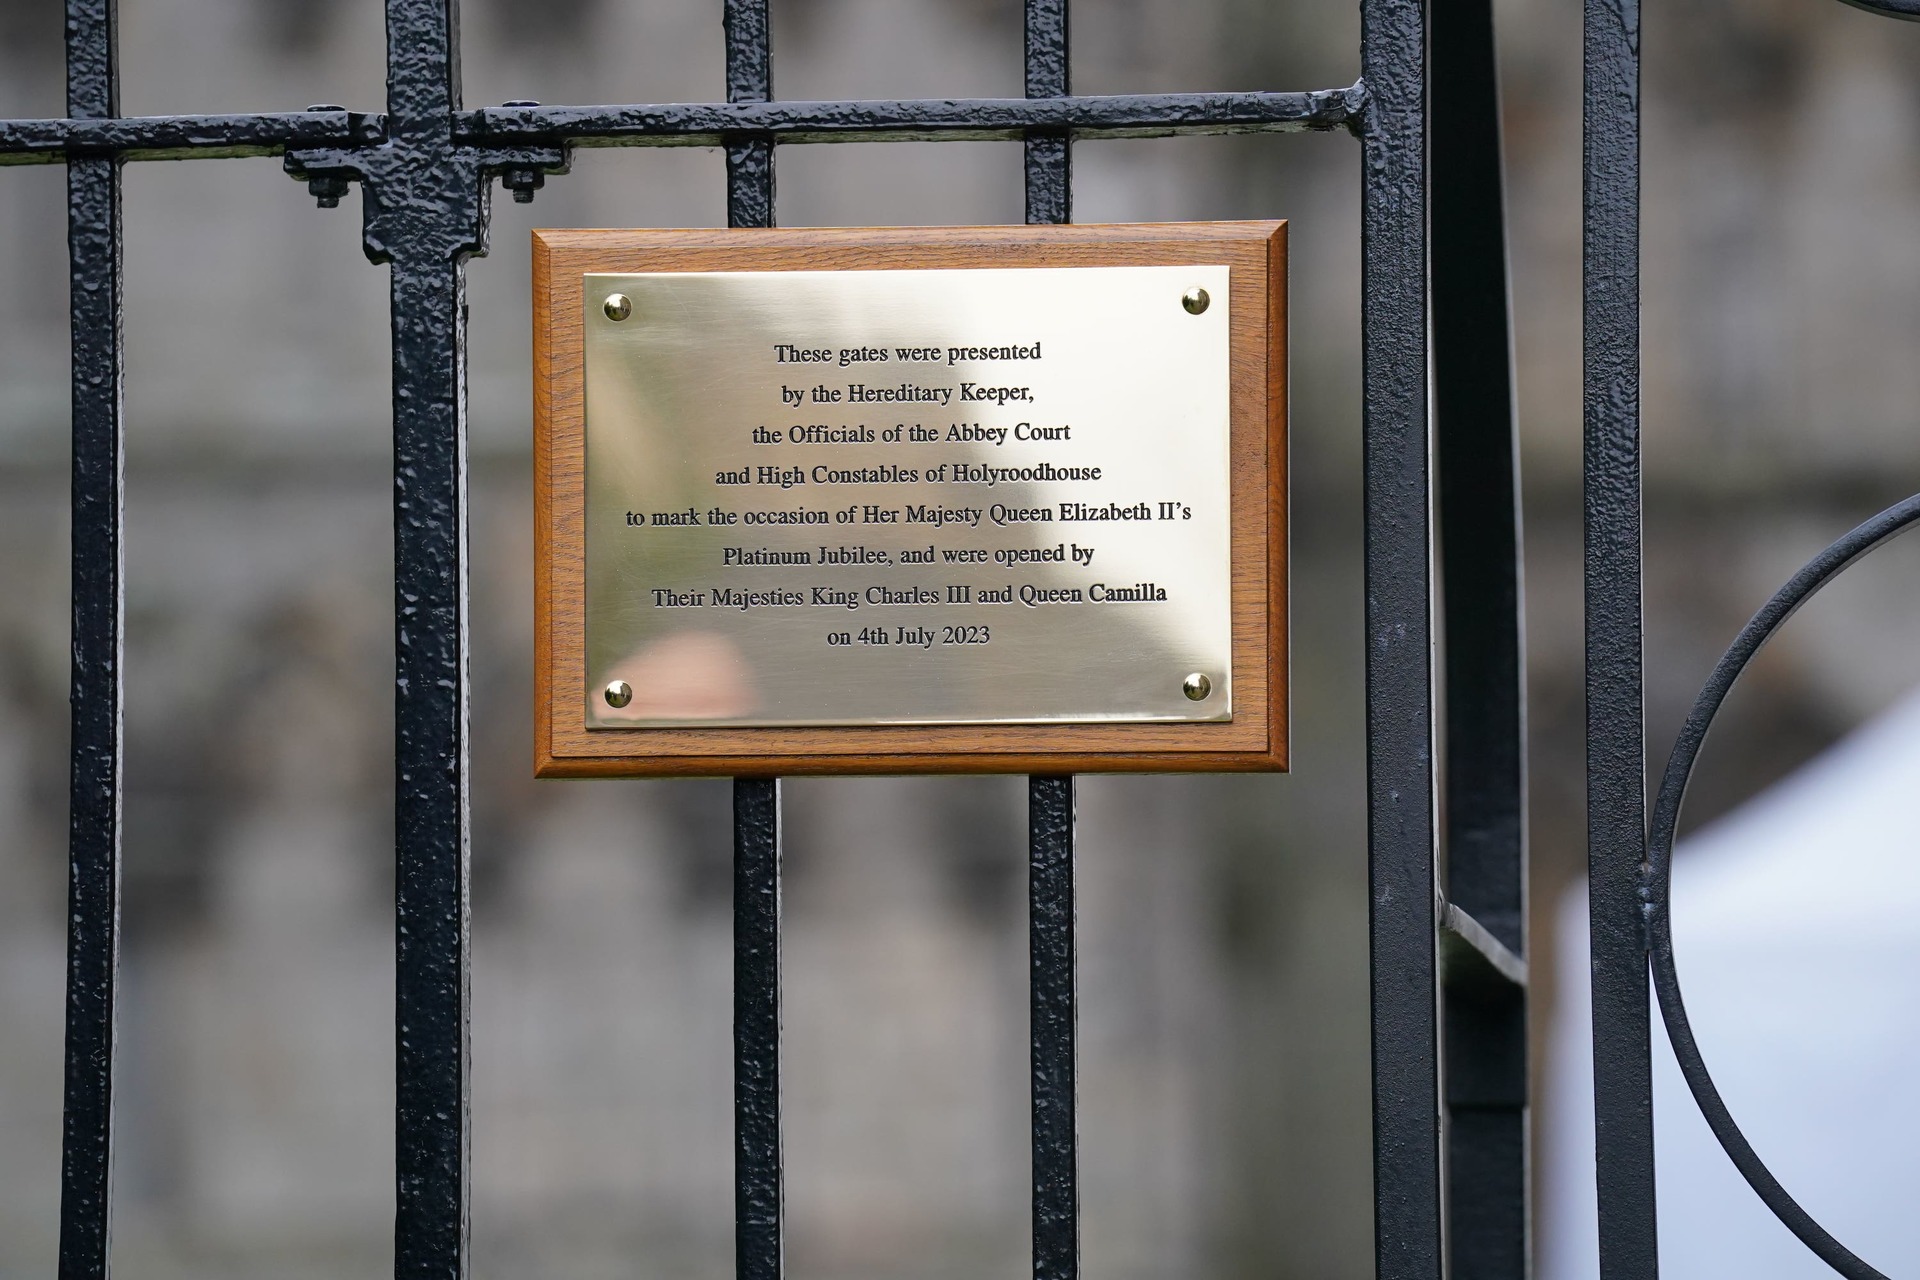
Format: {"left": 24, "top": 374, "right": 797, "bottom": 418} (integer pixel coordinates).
{"left": 1021, "top": 7, "right": 1082, "bottom": 1274}
{"left": 724, "top": 9, "right": 782, "bottom": 1280}
{"left": 1360, "top": 0, "right": 1441, "bottom": 1272}
{"left": 390, "top": 256, "right": 473, "bottom": 1280}
{"left": 384, "top": 0, "right": 472, "bottom": 1274}
{"left": 724, "top": 0, "right": 774, "bottom": 231}
{"left": 59, "top": 1, "right": 122, "bottom": 1276}
{"left": 1583, "top": 0, "right": 1657, "bottom": 1266}
{"left": 1023, "top": 11, "right": 1076, "bottom": 1277}
{"left": 1028, "top": 775, "right": 1077, "bottom": 1280}
{"left": 1023, "top": 0, "right": 1070, "bottom": 225}
{"left": 733, "top": 778, "right": 783, "bottom": 1280}
{"left": 1431, "top": 0, "right": 1529, "bottom": 1274}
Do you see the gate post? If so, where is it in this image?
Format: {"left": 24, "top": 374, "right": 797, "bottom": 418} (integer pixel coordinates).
{"left": 1582, "top": 0, "right": 1659, "bottom": 1270}
{"left": 1359, "top": 0, "right": 1442, "bottom": 1271}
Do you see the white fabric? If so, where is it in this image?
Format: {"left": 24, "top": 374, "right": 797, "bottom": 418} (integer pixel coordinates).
{"left": 1542, "top": 689, "right": 1920, "bottom": 1276}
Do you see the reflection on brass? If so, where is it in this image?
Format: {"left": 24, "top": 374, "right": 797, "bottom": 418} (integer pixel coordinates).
{"left": 582, "top": 265, "right": 1234, "bottom": 728}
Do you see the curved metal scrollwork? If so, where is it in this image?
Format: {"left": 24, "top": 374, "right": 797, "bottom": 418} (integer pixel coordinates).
{"left": 1646, "top": 493, "right": 1920, "bottom": 1280}
{"left": 1833, "top": 0, "right": 1920, "bottom": 20}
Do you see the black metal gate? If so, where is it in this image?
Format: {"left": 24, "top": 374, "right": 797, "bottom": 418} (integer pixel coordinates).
{"left": 29, "top": 0, "right": 1855, "bottom": 1272}
{"left": 1582, "top": 0, "right": 1917, "bottom": 1276}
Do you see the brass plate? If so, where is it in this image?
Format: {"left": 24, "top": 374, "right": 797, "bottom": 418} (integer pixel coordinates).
{"left": 583, "top": 265, "right": 1233, "bottom": 728}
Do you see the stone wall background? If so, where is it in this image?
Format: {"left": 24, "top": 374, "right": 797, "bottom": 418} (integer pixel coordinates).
{"left": 1, "top": 0, "right": 1918, "bottom": 1275}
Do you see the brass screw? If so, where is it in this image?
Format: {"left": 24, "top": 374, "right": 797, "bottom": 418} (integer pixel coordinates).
{"left": 1182, "top": 672, "right": 1212, "bottom": 701}
{"left": 604, "top": 679, "right": 633, "bottom": 708}
{"left": 1181, "top": 286, "right": 1210, "bottom": 315}
{"left": 603, "top": 293, "right": 632, "bottom": 322}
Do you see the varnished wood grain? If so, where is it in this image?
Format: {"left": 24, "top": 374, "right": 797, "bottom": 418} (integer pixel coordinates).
{"left": 533, "top": 222, "right": 1287, "bottom": 775}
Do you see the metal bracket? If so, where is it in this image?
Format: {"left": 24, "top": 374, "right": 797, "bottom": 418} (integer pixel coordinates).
{"left": 285, "top": 103, "right": 570, "bottom": 262}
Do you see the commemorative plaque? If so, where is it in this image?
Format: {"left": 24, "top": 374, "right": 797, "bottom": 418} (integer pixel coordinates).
{"left": 534, "top": 224, "right": 1287, "bottom": 775}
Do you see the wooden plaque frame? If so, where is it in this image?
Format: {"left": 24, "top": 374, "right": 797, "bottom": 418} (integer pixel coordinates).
{"left": 534, "top": 222, "right": 1287, "bottom": 776}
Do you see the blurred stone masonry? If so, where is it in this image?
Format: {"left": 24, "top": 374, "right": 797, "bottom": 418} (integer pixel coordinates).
{"left": 2, "top": 0, "right": 1919, "bottom": 1276}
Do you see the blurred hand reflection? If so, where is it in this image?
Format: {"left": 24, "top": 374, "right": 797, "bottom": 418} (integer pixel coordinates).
{"left": 606, "top": 630, "right": 758, "bottom": 719}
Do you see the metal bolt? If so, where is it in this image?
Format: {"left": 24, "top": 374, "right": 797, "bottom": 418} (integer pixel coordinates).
{"left": 502, "top": 168, "right": 544, "bottom": 203}
{"left": 1182, "top": 672, "right": 1212, "bottom": 701}
{"left": 603, "top": 293, "right": 632, "bottom": 322}
{"left": 604, "top": 679, "right": 634, "bottom": 708}
{"left": 497, "top": 106, "right": 547, "bottom": 202}
{"left": 1181, "top": 287, "right": 1210, "bottom": 315}
{"left": 306, "top": 172, "right": 350, "bottom": 208}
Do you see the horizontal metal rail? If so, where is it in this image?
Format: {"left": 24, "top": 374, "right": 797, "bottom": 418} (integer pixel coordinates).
{"left": 455, "top": 87, "right": 1365, "bottom": 146}
{"left": 0, "top": 85, "right": 1365, "bottom": 165}
{"left": 0, "top": 111, "right": 376, "bottom": 164}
